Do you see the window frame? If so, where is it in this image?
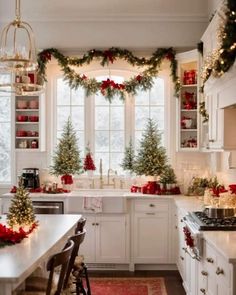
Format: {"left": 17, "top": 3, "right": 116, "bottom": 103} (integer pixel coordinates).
{"left": 53, "top": 67, "right": 172, "bottom": 175}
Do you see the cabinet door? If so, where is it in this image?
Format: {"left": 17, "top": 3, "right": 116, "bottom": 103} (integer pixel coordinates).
{"left": 133, "top": 211, "right": 169, "bottom": 263}
{"left": 79, "top": 215, "right": 96, "bottom": 263}
{"left": 207, "top": 92, "right": 224, "bottom": 150}
{"left": 95, "top": 215, "right": 127, "bottom": 263}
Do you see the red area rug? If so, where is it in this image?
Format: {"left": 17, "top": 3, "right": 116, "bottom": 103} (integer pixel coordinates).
{"left": 90, "top": 277, "right": 167, "bottom": 295}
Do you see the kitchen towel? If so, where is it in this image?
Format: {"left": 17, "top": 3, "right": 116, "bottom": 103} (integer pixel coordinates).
{"left": 83, "top": 197, "right": 103, "bottom": 213}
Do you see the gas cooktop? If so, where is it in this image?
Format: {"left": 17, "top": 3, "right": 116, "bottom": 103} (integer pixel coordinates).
{"left": 186, "top": 211, "right": 236, "bottom": 231}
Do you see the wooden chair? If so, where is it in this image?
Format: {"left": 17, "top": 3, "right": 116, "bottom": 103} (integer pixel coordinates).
{"left": 18, "top": 239, "right": 74, "bottom": 295}
{"left": 63, "top": 229, "right": 91, "bottom": 295}
{"left": 75, "top": 217, "right": 86, "bottom": 233}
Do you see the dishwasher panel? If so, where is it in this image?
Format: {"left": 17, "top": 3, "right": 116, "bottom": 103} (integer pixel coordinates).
{"left": 32, "top": 201, "right": 64, "bottom": 214}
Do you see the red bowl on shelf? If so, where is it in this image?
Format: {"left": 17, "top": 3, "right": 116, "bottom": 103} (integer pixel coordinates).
{"left": 16, "top": 115, "right": 28, "bottom": 122}
{"left": 28, "top": 115, "right": 39, "bottom": 122}
{"left": 16, "top": 130, "right": 27, "bottom": 137}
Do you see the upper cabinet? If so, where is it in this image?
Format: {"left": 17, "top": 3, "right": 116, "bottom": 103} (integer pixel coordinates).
{"left": 15, "top": 93, "right": 46, "bottom": 152}
{"left": 200, "top": 1, "right": 236, "bottom": 151}
{"left": 176, "top": 50, "right": 200, "bottom": 151}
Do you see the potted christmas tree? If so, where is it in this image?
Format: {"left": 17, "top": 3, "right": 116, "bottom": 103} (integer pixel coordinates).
{"left": 50, "top": 117, "right": 83, "bottom": 190}
{"left": 133, "top": 118, "right": 168, "bottom": 194}
{"left": 84, "top": 145, "right": 96, "bottom": 176}
{"left": 7, "top": 180, "right": 38, "bottom": 231}
{"left": 160, "top": 165, "right": 177, "bottom": 190}
{"left": 121, "top": 138, "right": 135, "bottom": 176}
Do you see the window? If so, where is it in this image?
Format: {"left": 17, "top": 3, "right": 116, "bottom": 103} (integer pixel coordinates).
{"left": 0, "top": 74, "right": 12, "bottom": 184}
{"left": 134, "top": 78, "right": 165, "bottom": 149}
{"left": 55, "top": 74, "right": 166, "bottom": 175}
{"left": 56, "top": 78, "right": 85, "bottom": 156}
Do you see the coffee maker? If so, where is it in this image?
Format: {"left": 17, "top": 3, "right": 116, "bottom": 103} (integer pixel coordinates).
{"left": 22, "top": 168, "right": 40, "bottom": 189}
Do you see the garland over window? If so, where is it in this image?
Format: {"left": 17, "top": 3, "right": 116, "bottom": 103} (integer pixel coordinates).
{"left": 37, "top": 47, "right": 180, "bottom": 102}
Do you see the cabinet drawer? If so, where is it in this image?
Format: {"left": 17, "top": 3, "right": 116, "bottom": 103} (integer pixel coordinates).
{"left": 134, "top": 199, "right": 169, "bottom": 212}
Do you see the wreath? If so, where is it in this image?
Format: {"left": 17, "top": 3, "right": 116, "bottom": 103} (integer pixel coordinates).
{"left": 37, "top": 47, "right": 180, "bottom": 102}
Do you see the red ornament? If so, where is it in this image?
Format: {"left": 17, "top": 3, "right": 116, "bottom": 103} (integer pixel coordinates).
{"left": 136, "top": 75, "right": 142, "bottom": 82}
{"left": 83, "top": 152, "right": 96, "bottom": 171}
{"left": 40, "top": 51, "right": 51, "bottom": 62}
{"left": 165, "top": 52, "right": 174, "bottom": 61}
{"left": 104, "top": 50, "right": 115, "bottom": 63}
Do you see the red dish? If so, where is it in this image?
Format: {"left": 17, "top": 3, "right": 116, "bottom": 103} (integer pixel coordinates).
{"left": 16, "top": 130, "right": 27, "bottom": 137}
{"left": 28, "top": 115, "right": 39, "bottom": 122}
{"left": 17, "top": 115, "right": 28, "bottom": 122}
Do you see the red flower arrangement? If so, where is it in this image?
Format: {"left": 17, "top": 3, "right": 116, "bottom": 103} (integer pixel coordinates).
{"left": 183, "top": 226, "right": 194, "bottom": 248}
{"left": 0, "top": 222, "right": 38, "bottom": 248}
{"left": 84, "top": 152, "right": 96, "bottom": 171}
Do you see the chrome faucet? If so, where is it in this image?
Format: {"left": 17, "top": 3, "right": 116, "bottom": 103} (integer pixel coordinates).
{"left": 99, "top": 159, "right": 103, "bottom": 189}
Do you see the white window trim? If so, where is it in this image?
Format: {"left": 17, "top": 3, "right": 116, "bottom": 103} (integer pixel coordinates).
{"left": 50, "top": 64, "right": 175, "bottom": 173}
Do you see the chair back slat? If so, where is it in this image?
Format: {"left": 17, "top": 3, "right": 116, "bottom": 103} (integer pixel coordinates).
{"left": 75, "top": 217, "right": 86, "bottom": 233}
{"left": 63, "top": 230, "right": 86, "bottom": 289}
{"left": 46, "top": 239, "right": 74, "bottom": 295}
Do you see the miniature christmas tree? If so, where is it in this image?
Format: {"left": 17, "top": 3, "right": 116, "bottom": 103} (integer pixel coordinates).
{"left": 134, "top": 118, "right": 168, "bottom": 176}
{"left": 7, "top": 181, "right": 36, "bottom": 228}
{"left": 84, "top": 146, "right": 96, "bottom": 171}
{"left": 50, "top": 117, "right": 83, "bottom": 183}
{"left": 121, "top": 138, "right": 135, "bottom": 173}
{"left": 160, "top": 165, "right": 177, "bottom": 185}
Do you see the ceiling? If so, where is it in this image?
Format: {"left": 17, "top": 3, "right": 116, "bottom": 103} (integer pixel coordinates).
{"left": 0, "top": 0, "right": 214, "bottom": 52}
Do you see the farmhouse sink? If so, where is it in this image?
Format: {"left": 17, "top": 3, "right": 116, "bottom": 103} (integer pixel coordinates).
{"left": 68, "top": 189, "right": 129, "bottom": 213}
{"left": 71, "top": 188, "right": 129, "bottom": 197}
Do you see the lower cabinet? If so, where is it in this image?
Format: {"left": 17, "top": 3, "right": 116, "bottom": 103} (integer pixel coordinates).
{"left": 198, "top": 241, "right": 232, "bottom": 295}
{"left": 132, "top": 199, "right": 172, "bottom": 264}
{"left": 80, "top": 214, "right": 129, "bottom": 264}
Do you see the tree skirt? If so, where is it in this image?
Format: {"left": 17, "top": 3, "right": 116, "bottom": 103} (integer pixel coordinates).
{"left": 89, "top": 277, "right": 167, "bottom": 295}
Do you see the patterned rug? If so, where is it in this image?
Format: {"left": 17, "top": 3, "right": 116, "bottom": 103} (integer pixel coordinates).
{"left": 89, "top": 277, "right": 167, "bottom": 295}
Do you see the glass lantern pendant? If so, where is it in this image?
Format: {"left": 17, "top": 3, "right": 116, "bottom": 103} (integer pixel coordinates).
{"left": 0, "top": 0, "right": 38, "bottom": 72}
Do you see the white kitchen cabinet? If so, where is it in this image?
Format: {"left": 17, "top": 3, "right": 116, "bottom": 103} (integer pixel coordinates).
{"left": 205, "top": 91, "right": 236, "bottom": 150}
{"left": 176, "top": 49, "right": 200, "bottom": 151}
{"left": 198, "top": 240, "right": 232, "bottom": 295}
{"left": 132, "top": 199, "right": 172, "bottom": 264}
{"left": 80, "top": 214, "right": 129, "bottom": 264}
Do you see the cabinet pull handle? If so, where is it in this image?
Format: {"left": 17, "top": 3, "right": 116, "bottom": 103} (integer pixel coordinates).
{"left": 96, "top": 223, "right": 99, "bottom": 226}
{"left": 200, "top": 288, "right": 206, "bottom": 294}
{"left": 201, "top": 270, "right": 208, "bottom": 276}
{"left": 92, "top": 223, "right": 95, "bottom": 226}
{"left": 180, "top": 256, "right": 184, "bottom": 261}
{"left": 146, "top": 212, "right": 155, "bottom": 215}
{"left": 175, "top": 226, "right": 178, "bottom": 229}
{"left": 182, "top": 247, "right": 187, "bottom": 253}
{"left": 209, "top": 139, "right": 215, "bottom": 143}
{"left": 206, "top": 257, "right": 214, "bottom": 263}
{"left": 216, "top": 267, "right": 224, "bottom": 275}
{"left": 180, "top": 219, "right": 183, "bottom": 223}
{"left": 149, "top": 204, "right": 155, "bottom": 207}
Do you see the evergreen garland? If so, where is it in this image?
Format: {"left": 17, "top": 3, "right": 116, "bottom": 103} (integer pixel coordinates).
{"left": 50, "top": 117, "right": 83, "bottom": 176}
{"left": 201, "top": 0, "right": 236, "bottom": 86}
{"left": 7, "top": 184, "right": 36, "bottom": 228}
{"left": 37, "top": 47, "right": 180, "bottom": 102}
{"left": 133, "top": 119, "right": 168, "bottom": 176}
{"left": 121, "top": 138, "right": 135, "bottom": 172}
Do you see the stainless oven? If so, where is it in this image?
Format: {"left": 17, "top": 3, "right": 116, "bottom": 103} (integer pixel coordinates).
{"left": 183, "top": 214, "right": 203, "bottom": 261}
{"left": 32, "top": 201, "right": 64, "bottom": 214}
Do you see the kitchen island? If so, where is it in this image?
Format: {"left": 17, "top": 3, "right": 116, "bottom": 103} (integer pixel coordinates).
{"left": 0, "top": 214, "right": 81, "bottom": 295}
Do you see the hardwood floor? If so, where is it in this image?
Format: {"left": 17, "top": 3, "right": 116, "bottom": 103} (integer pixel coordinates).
{"left": 89, "top": 270, "right": 186, "bottom": 295}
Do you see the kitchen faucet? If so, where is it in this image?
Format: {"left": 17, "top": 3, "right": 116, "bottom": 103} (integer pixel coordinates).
{"left": 107, "top": 168, "right": 116, "bottom": 188}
